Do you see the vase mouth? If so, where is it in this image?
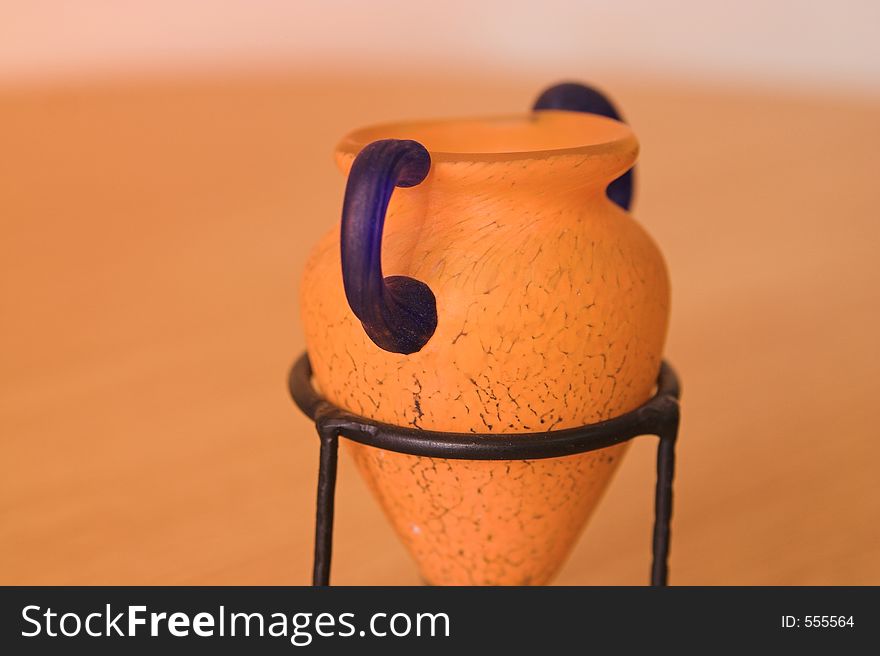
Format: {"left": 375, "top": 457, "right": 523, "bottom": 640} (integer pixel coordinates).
{"left": 336, "top": 110, "right": 637, "bottom": 163}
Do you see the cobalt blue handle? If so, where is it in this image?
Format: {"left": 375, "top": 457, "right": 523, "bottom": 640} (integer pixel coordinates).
{"left": 533, "top": 82, "right": 635, "bottom": 210}
{"left": 340, "top": 139, "right": 437, "bottom": 355}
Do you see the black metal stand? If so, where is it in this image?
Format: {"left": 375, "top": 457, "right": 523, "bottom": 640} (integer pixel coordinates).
{"left": 288, "top": 353, "right": 681, "bottom": 586}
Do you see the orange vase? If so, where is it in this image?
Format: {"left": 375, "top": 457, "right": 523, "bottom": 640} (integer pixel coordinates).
{"left": 300, "top": 84, "right": 670, "bottom": 585}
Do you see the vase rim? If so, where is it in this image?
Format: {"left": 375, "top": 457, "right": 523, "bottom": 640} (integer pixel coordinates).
{"left": 336, "top": 110, "right": 636, "bottom": 163}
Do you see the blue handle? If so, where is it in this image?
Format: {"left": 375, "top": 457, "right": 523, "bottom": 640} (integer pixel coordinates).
{"left": 533, "top": 82, "right": 635, "bottom": 210}
{"left": 340, "top": 139, "right": 437, "bottom": 355}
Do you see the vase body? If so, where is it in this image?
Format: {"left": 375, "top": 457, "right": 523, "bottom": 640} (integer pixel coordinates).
{"left": 300, "top": 110, "right": 670, "bottom": 585}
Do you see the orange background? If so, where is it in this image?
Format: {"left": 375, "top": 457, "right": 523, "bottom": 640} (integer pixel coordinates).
{"left": 2, "top": 4, "right": 879, "bottom": 585}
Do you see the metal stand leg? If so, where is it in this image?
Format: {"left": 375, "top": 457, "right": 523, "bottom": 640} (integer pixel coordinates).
{"left": 650, "top": 399, "right": 680, "bottom": 586}
{"left": 312, "top": 428, "right": 339, "bottom": 586}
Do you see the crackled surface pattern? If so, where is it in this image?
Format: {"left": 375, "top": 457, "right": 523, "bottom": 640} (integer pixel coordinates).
{"left": 301, "top": 137, "right": 669, "bottom": 585}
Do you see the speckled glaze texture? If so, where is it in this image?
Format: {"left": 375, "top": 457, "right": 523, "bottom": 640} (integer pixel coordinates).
{"left": 300, "top": 111, "right": 670, "bottom": 585}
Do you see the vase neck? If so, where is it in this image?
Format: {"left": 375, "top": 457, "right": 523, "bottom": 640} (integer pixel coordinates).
{"left": 335, "top": 110, "right": 638, "bottom": 237}
{"left": 337, "top": 148, "right": 632, "bottom": 234}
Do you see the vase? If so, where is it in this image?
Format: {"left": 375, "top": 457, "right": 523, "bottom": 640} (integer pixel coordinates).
{"left": 300, "top": 83, "right": 670, "bottom": 585}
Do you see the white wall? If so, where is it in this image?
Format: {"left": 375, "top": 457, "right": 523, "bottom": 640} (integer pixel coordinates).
{"left": 2, "top": 0, "right": 878, "bottom": 91}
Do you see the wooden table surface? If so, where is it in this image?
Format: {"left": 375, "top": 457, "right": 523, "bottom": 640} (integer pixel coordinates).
{"left": 2, "top": 74, "right": 879, "bottom": 585}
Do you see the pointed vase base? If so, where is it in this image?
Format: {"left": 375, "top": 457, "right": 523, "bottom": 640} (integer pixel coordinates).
{"left": 347, "top": 440, "right": 628, "bottom": 586}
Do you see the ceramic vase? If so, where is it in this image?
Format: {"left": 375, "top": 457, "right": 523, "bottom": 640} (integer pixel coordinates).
{"left": 300, "top": 83, "right": 670, "bottom": 585}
